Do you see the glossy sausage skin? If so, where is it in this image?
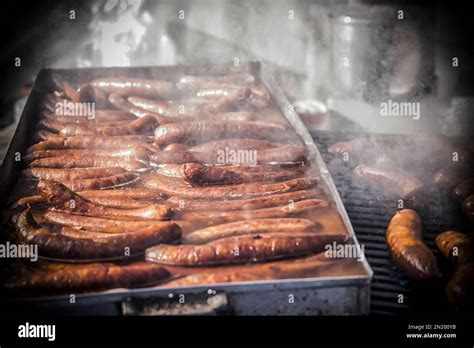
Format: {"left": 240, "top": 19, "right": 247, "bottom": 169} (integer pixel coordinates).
{"left": 14, "top": 208, "right": 180, "bottom": 260}
{"left": 165, "top": 188, "right": 324, "bottom": 211}
{"left": 462, "top": 194, "right": 474, "bottom": 223}
{"left": 354, "top": 164, "right": 424, "bottom": 199}
{"left": 30, "top": 156, "right": 148, "bottom": 172}
{"left": 142, "top": 174, "right": 319, "bottom": 199}
{"left": 22, "top": 167, "right": 126, "bottom": 181}
{"left": 182, "top": 163, "right": 306, "bottom": 185}
{"left": 154, "top": 121, "right": 301, "bottom": 146}
{"left": 435, "top": 231, "right": 473, "bottom": 268}
{"left": 37, "top": 180, "right": 172, "bottom": 221}
{"left": 5, "top": 260, "right": 169, "bottom": 292}
{"left": 27, "top": 135, "right": 150, "bottom": 152}
{"left": 58, "top": 115, "right": 158, "bottom": 136}
{"left": 386, "top": 209, "right": 440, "bottom": 279}
{"left": 59, "top": 172, "right": 138, "bottom": 191}
{"left": 146, "top": 232, "right": 348, "bottom": 266}
{"left": 182, "top": 218, "right": 321, "bottom": 244}
{"left": 181, "top": 198, "right": 328, "bottom": 225}
{"left": 43, "top": 209, "right": 176, "bottom": 234}
{"left": 90, "top": 77, "right": 175, "bottom": 99}
{"left": 189, "top": 138, "right": 276, "bottom": 153}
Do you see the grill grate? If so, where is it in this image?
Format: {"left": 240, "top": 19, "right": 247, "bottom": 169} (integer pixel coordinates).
{"left": 311, "top": 130, "right": 469, "bottom": 315}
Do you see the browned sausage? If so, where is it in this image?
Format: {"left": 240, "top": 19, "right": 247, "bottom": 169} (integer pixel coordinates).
{"left": 33, "top": 130, "right": 58, "bottom": 142}
{"left": 90, "top": 77, "right": 175, "bottom": 99}
{"left": 452, "top": 178, "right": 474, "bottom": 204}
{"left": 58, "top": 115, "right": 158, "bottom": 136}
{"left": 182, "top": 163, "right": 306, "bottom": 184}
{"left": 462, "top": 194, "right": 474, "bottom": 223}
{"left": 435, "top": 231, "right": 474, "bottom": 304}
{"left": 23, "top": 146, "right": 151, "bottom": 164}
{"left": 108, "top": 93, "right": 165, "bottom": 120}
{"left": 14, "top": 208, "right": 180, "bottom": 260}
{"left": 154, "top": 121, "right": 301, "bottom": 146}
{"left": 38, "top": 180, "right": 172, "bottom": 221}
{"left": 142, "top": 174, "right": 319, "bottom": 199}
{"left": 181, "top": 198, "right": 327, "bottom": 225}
{"left": 5, "top": 260, "right": 170, "bottom": 293}
{"left": 354, "top": 164, "right": 424, "bottom": 199}
{"left": 43, "top": 209, "right": 175, "bottom": 234}
{"left": 127, "top": 96, "right": 177, "bottom": 117}
{"left": 21, "top": 167, "right": 127, "bottom": 181}
{"left": 27, "top": 135, "right": 151, "bottom": 152}
{"left": 386, "top": 209, "right": 440, "bottom": 279}
{"left": 165, "top": 188, "right": 324, "bottom": 211}
{"left": 42, "top": 109, "right": 136, "bottom": 122}
{"left": 59, "top": 172, "right": 138, "bottom": 191}
{"left": 149, "top": 145, "right": 308, "bottom": 165}
{"left": 30, "top": 156, "right": 148, "bottom": 172}
{"left": 435, "top": 231, "right": 473, "bottom": 268}
{"left": 146, "top": 232, "right": 348, "bottom": 266}
{"left": 434, "top": 164, "right": 473, "bottom": 191}
{"left": 182, "top": 218, "right": 321, "bottom": 244}
{"left": 189, "top": 138, "right": 276, "bottom": 153}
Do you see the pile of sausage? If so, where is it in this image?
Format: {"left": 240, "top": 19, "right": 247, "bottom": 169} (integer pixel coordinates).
{"left": 5, "top": 72, "right": 352, "bottom": 294}
{"left": 329, "top": 135, "right": 474, "bottom": 304}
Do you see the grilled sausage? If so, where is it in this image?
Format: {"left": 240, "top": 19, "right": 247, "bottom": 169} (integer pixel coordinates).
{"left": 386, "top": 209, "right": 440, "bottom": 279}
{"left": 5, "top": 260, "right": 170, "bottom": 292}
{"left": 142, "top": 174, "right": 319, "bottom": 199}
{"left": 33, "top": 130, "right": 58, "bottom": 142}
{"left": 90, "top": 77, "right": 175, "bottom": 99}
{"left": 452, "top": 178, "right": 474, "bottom": 204}
{"left": 154, "top": 121, "right": 301, "bottom": 146}
{"left": 58, "top": 115, "right": 158, "bottom": 136}
{"left": 462, "top": 194, "right": 474, "bottom": 223}
{"left": 182, "top": 218, "right": 321, "bottom": 244}
{"left": 436, "top": 231, "right": 474, "bottom": 304}
{"left": 23, "top": 146, "right": 151, "bottom": 163}
{"left": 27, "top": 135, "right": 151, "bottom": 152}
{"left": 77, "top": 84, "right": 111, "bottom": 108}
{"left": 146, "top": 232, "right": 348, "bottom": 266}
{"left": 354, "top": 164, "right": 424, "bottom": 199}
{"left": 181, "top": 163, "right": 306, "bottom": 185}
{"left": 149, "top": 146, "right": 308, "bottom": 166}
{"left": 435, "top": 231, "right": 473, "bottom": 268}
{"left": 43, "top": 109, "right": 136, "bottom": 122}
{"left": 14, "top": 208, "right": 180, "bottom": 260}
{"left": 30, "top": 156, "right": 148, "bottom": 172}
{"left": 165, "top": 188, "right": 324, "bottom": 211}
{"left": 189, "top": 138, "right": 276, "bottom": 153}
{"left": 434, "top": 164, "right": 473, "bottom": 191}
{"left": 59, "top": 172, "right": 138, "bottom": 191}
{"left": 38, "top": 180, "right": 172, "bottom": 221}
{"left": 43, "top": 209, "right": 175, "bottom": 234}
{"left": 21, "top": 167, "right": 127, "bottom": 181}
{"left": 180, "top": 198, "right": 328, "bottom": 225}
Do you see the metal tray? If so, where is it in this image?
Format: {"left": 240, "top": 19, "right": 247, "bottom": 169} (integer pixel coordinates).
{"left": 0, "top": 61, "right": 373, "bottom": 315}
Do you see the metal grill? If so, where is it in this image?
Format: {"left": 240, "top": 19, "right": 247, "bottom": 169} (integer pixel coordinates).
{"left": 311, "top": 130, "right": 468, "bottom": 315}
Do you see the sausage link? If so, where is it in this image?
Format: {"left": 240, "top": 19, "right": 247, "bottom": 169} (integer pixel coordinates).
{"left": 60, "top": 172, "right": 138, "bottom": 191}
{"left": 22, "top": 167, "right": 126, "bottom": 181}
{"left": 435, "top": 231, "right": 473, "bottom": 268}
{"left": 30, "top": 156, "right": 148, "bottom": 172}
{"left": 91, "top": 77, "right": 175, "bottom": 99}
{"left": 154, "top": 121, "right": 301, "bottom": 146}
{"left": 452, "top": 178, "right": 474, "bottom": 204}
{"left": 189, "top": 138, "right": 276, "bottom": 153}
{"left": 142, "top": 174, "right": 319, "bottom": 199}
{"left": 166, "top": 188, "right": 324, "bottom": 211}
{"left": 146, "top": 232, "right": 348, "bottom": 266}
{"left": 434, "top": 164, "right": 473, "bottom": 191}
{"left": 182, "top": 218, "right": 321, "bottom": 244}
{"left": 386, "top": 209, "right": 440, "bottom": 279}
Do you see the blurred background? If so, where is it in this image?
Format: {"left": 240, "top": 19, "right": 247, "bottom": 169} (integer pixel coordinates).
{"left": 0, "top": 0, "right": 473, "bottom": 161}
